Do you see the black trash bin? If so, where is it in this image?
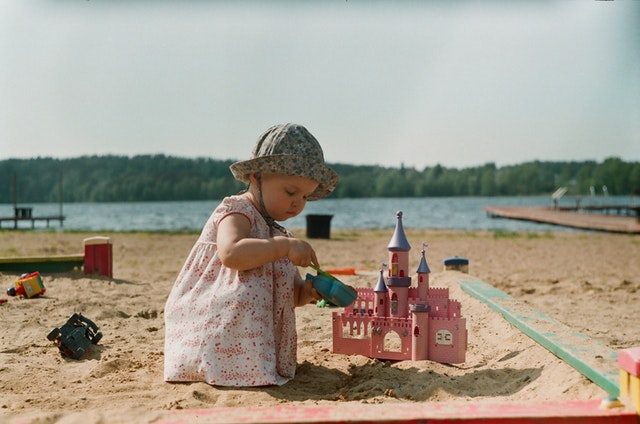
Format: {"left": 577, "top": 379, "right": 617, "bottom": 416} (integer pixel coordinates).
{"left": 306, "top": 214, "right": 333, "bottom": 239}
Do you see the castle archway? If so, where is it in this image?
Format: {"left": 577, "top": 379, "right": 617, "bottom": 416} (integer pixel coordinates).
{"left": 383, "top": 330, "right": 402, "bottom": 352}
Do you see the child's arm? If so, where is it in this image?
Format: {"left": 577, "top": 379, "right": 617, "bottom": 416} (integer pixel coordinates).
{"left": 217, "top": 214, "right": 319, "bottom": 271}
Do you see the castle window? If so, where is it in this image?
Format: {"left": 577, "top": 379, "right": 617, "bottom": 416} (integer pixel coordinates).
{"left": 435, "top": 330, "right": 453, "bottom": 346}
{"left": 379, "top": 299, "right": 384, "bottom": 305}
{"left": 413, "top": 326, "right": 420, "bottom": 336}
{"left": 419, "top": 275, "right": 423, "bottom": 283}
{"left": 391, "top": 253, "right": 398, "bottom": 276}
{"left": 399, "top": 269, "right": 405, "bottom": 277}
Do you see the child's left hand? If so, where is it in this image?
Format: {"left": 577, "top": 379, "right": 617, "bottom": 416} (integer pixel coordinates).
{"left": 294, "top": 278, "right": 322, "bottom": 307}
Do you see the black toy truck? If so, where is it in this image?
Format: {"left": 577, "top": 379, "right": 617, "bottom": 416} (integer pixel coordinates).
{"left": 47, "top": 313, "right": 102, "bottom": 359}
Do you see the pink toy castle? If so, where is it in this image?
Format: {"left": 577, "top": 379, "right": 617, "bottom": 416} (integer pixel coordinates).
{"left": 332, "top": 211, "right": 468, "bottom": 363}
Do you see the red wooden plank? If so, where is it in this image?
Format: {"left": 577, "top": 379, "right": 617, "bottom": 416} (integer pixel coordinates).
{"left": 158, "top": 400, "right": 638, "bottom": 424}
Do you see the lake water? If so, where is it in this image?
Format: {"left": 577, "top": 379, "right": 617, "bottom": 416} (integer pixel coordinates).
{"left": 1, "top": 196, "right": 636, "bottom": 233}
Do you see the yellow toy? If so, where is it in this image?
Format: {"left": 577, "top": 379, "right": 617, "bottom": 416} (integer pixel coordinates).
{"left": 7, "top": 272, "right": 46, "bottom": 298}
{"left": 619, "top": 346, "right": 640, "bottom": 413}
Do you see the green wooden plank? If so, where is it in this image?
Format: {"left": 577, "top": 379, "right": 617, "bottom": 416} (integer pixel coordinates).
{"left": 0, "top": 255, "right": 84, "bottom": 273}
{"left": 0, "top": 254, "right": 84, "bottom": 264}
{"left": 460, "top": 279, "right": 619, "bottom": 397}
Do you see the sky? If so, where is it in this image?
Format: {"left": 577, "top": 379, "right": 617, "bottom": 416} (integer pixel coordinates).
{"left": 1, "top": 1, "right": 638, "bottom": 169}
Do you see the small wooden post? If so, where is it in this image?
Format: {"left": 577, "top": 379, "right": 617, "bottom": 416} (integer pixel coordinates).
{"left": 59, "top": 168, "right": 64, "bottom": 227}
{"left": 12, "top": 173, "right": 17, "bottom": 229}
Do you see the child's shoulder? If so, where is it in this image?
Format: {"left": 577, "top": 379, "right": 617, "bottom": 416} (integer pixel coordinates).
{"left": 215, "top": 194, "right": 254, "bottom": 211}
{"left": 213, "top": 195, "right": 257, "bottom": 225}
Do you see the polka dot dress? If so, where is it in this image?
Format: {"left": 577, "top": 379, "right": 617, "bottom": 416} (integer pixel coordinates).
{"left": 164, "top": 195, "right": 298, "bottom": 386}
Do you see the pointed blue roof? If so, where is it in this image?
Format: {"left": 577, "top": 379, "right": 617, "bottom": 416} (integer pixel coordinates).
{"left": 416, "top": 248, "right": 431, "bottom": 274}
{"left": 374, "top": 269, "right": 388, "bottom": 292}
{"left": 387, "top": 211, "right": 411, "bottom": 251}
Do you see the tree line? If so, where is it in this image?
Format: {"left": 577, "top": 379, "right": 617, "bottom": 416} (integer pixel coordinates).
{"left": 1, "top": 155, "right": 638, "bottom": 203}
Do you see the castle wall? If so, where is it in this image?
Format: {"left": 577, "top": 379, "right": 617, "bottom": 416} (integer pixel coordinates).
{"left": 428, "top": 287, "right": 449, "bottom": 298}
{"left": 334, "top": 313, "right": 373, "bottom": 338}
{"left": 447, "top": 300, "right": 462, "bottom": 319}
{"left": 427, "top": 317, "right": 467, "bottom": 364}
{"left": 345, "top": 288, "right": 375, "bottom": 315}
{"left": 424, "top": 296, "right": 462, "bottom": 319}
{"left": 352, "top": 297, "right": 375, "bottom": 316}
{"left": 408, "top": 287, "right": 418, "bottom": 300}
{"left": 332, "top": 312, "right": 373, "bottom": 356}
{"left": 332, "top": 336, "right": 372, "bottom": 357}
{"left": 370, "top": 317, "right": 412, "bottom": 360}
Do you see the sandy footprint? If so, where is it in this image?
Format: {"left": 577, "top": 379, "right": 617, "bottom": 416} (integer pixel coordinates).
{"left": 87, "top": 358, "right": 136, "bottom": 378}
{"left": 191, "top": 389, "right": 220, "bottom": 405}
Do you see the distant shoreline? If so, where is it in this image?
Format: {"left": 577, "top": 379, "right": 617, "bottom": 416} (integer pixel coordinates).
{"left": 2, "top": 156, "right": 639, "bottom": 203}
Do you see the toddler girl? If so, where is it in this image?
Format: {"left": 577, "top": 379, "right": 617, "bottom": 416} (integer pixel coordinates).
{"left": 164, "top": 123, "right": 339, "bottom": 386}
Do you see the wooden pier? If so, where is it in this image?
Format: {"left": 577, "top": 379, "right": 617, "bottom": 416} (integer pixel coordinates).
{"left": 0, "top": 207, "right": 65, "bottom": 229}
{"left": 2, "top": 172, "right": 66, "bottom": 230}
{"left": 486, "top": 205, "right": 640, "bottom": 234}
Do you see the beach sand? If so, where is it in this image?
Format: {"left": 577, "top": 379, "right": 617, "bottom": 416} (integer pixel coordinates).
{"left": 0, "top": 228, "right": 638, "bottom": 422}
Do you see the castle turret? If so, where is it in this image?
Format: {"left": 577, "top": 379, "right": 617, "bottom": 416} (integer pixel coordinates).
{"left": 410, "top": 303, "right": 430, "bottom": 361}
{"left": 386, "top": 211, "right": 411, "bottom": 318}
{"left": 373, "top": 268, "right": 389, "bottom": 318}
{"left": 387, "top": 211, "right": 411, "bottom": 282}
{"left": 416, "top": 244, "right": 431, "bottom": 301}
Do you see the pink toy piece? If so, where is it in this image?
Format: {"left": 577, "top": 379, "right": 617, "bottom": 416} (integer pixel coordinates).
{"left": 618, "top": 346, "right": 640, "bottom": 376}
{"left": 332, "top": 211, "right": 468, "bottom": 364}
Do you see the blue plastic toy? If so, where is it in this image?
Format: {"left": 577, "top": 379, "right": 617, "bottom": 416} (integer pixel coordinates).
{"left": 306, "top": 266, "right": 357, "bottom": 307}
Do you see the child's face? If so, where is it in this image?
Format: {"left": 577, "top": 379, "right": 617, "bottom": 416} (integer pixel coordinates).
{"left": 254, "top": 173, "right": 319, "bottom": 221}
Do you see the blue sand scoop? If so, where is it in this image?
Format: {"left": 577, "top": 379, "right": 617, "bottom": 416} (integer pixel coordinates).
{"left": 306, "top": 266, "right": 357, "bottom": 307}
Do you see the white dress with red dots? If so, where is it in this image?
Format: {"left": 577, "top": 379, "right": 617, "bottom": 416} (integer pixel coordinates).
{"left": 163, "top": 195, "right": 298, "bottom": 386}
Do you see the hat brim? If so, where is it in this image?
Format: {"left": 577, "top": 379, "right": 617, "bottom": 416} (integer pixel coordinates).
{"left": 230, "top": 155, "right": 339, "bottom": 201}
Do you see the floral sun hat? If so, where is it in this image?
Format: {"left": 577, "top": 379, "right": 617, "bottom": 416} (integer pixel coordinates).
{"left": 230, "top": 123, "right": 339, "bottom": 200}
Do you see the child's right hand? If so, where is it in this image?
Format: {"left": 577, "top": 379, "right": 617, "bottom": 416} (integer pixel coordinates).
{"left": 286, "top": 238, "right": 319, "bottom": 268}
{"left": 294, "top": 278, "right": 322, "bottom": 306}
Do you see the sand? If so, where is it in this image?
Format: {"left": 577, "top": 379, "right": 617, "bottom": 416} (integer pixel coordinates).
{"left": 0, "top": 228, "right": 638, "bottom": 423}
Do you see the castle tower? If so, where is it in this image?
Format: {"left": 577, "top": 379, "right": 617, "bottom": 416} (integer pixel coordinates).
{"left": 410, "top": 304, "right": 430, "bottom": 361}
{"left": 373, "top": 268, "right": 389, "bottom": 317}
{"left": 416, "top": 244, "right": 431, "bottom": 301}
{"left": 386, "top": 211, "right": 411, "bottom": 318}
{"left": 387, "top": 211, "right": 411, "bottom": 280}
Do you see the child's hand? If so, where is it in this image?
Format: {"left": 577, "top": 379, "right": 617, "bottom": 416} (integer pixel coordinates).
{"left": 294, "top": 278, "right": 322, "bottom": 306}
{"left": 286, "top": 238, "right": 319, "bottom": 268}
